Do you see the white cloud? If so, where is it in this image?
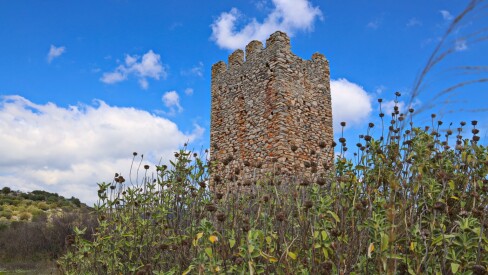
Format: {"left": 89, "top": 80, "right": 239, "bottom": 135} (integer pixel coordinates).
{"left": 47, "top": 45, "right": 66, "bottom": 63}
{"left": 440, "top": 10, "right": 453, "bottom": 21}
{"left": 184, "top": 88, "right": 194, "bottom": 95}
{"left": 331, "top": 78, "right": 372, "bottom": 129}
{"left": 366, "top": 19, "right": 380, "bottom": 29}
{"left": 455, "top": 39, "right": 468, "bottom": 51}
{"left": 101, "top": 50, "right": 166, "bottom": 89}
{"left": 0, "top": 95, "right": 202, "bottom": 204}
{"left": 210, "top": 0, "right": 322, "bottom": 50}
{"left": 162, "top": 91, "right": 183, "bottom": 115}
{"left": 182, "top": 62, "right": 204, "bottom": 77}
{"left": 406, "top": 17, "right": 422, "bottom": 27}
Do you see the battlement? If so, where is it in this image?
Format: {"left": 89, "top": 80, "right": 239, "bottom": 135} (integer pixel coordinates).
{"left": 211, "top": 31, "right": 324, "bottom": 77}
{"left": 210, "top": 31, "right": 334, "bottom": 191}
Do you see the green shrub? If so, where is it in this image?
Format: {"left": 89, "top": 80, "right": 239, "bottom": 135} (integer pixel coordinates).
{"left": 0, "top": 210, "right": 13, "bottom": 220}
{"left": 58, "top": 99, "right": 488, "bottom": 274}
{"left": 1, "top": 187, "right": 11, "bottom": 194}
{"left": 19, "top": 212, "right": 31, "bottom": 221}
{"left": 37, "top": 202, "right": 50, "bottom": 211}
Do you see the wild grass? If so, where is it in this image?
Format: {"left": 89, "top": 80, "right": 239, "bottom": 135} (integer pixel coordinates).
{"left": 58, "top": 93, "right": 487, "bottom": 274}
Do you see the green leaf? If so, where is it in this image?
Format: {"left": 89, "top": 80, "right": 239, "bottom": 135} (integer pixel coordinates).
{"left": 229, "top": 239, "right": 236, "bottom": 248}
{"left": 380, "top": 232, "right": 389, "bottom": 252}
{"left": 265, "top": 236, "right": 272, "bottom": 245}
{"left": 182, "top": 265, "right": 194, "bottom": 275}
{"left": 451, "top": 263, "right": 460, "bottom": 273}
{"left": 205, "top": 247, "right": 213, "bottom": 258}
{"left": 448, "top": 180, "right": 455, "bottom": 191}
{"left": 288, "top": 251, "right": 297, "bottom": 260}
{"left": 321, "top": 230, "right": 328, "bottom": 241}
{"left": 327, "top": 210, "right": 340, "bottom": 223}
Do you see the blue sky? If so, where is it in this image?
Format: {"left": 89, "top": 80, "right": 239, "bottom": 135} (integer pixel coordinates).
{"left": 1, "top": 0, "right": 487, "bottom": 204}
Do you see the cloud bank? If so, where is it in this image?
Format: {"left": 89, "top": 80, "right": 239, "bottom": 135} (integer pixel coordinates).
{"left": 162, "top": 90, "right": 183, "bottom": 115}
{"left": 211, "top": 0, "right": 322, "bottom": 50}
{"left": 0, "top": 95, "right": 202, "bottom": 204}
{"left": 101, "top": 50, "right": 166, "bottom": 89}
{"left": 47, "top": 45, "right": 66, "bottom": 63}
{"left": 331, "top": 78, "right": 372, "bottom": 129}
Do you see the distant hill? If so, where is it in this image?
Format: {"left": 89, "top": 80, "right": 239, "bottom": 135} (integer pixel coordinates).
{"left": 0, "top": 186, "right": 89, "bottom": 225}
{"left": 0, "top": 186, "right": 96, "bottom": 273}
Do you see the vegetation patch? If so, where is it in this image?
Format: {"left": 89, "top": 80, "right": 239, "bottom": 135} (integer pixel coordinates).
{"left": 58, "top": 96, "right": 487, "bottom": 274}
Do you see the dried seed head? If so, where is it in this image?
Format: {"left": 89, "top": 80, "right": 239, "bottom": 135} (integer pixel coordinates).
{"left": 395, "top": 91, "right": 401, "bottom": 97}
{"left": 433, "top": 202, "right": 446, "bottom": 211}
{"left": 303, "top": 200, "right": 313, "bottom": 210}
{"left": 291, "top": 144, "right": 298, "bottom": 152}
{"left": 340, "top": 121, "right": 346, "bottom": 127}
{"left": 216, "top": 211, "right": 226, "bottom": 222}
{"left": 133, "top": 152, "right": 138, "bottom": 156}
{"left": 300, "top": 178, "right": 311, "bottom": 186}
{"left": 318, "top": 141, "right": 327, "bottom": 148}
{"left": 472, "top": 265, "right": 486, "bottom": 275}
{"left": 472, "top": 120, "right": 478, "bottom": 126}
{"left": 205, "top": 203, "right": 217, "bottom": 212}
{"left": 144, "top": 165, "right": 150, "bottom": 170}
{"left": 378, "top": 98, "right": 383, "bottom": 103}
{"left": 316, "top": 177, "right": 326, "bottom": 186}
{"left": 276, "top": 212, "right": 286, "bottom": 222}
{"left": 460, "top": 121, "right": 466, "bottom": 126}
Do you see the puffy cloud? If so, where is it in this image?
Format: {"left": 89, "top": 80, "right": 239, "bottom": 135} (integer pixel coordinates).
{"left": 0, "top": 95, "right": 202, "bottom": 204}
{"left": 184, "top": 88, "right": 194, "bottom": 95}
{"left": 440, "top": 10, "right": 453, "bottom": 21}
{"left": 162, "top": 91, "right": 183, "bottom": 115}
{"left": 101, "top": 50, "right": 166, "bottom": 89}
{"left": 366, "top": 19, "right": 381, "bottom": 30}
{"left": 406, "top": 18, "right": 422, "bottom": 27}
{"left": 210, "top": 0, "right": 322, "bottom": 50}
{"left": 330, "top": 78, "right": 372, "bottom": 129}
{"left": 47, "top": 45, "right": 66, "bottom": 63}
{"left": 182, "top": 62, "right": 204, "bottom": 77}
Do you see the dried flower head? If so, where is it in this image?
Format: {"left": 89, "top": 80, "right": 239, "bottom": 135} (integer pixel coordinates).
{"left": 215, "top": 212, "right": 226, "bottom": 222}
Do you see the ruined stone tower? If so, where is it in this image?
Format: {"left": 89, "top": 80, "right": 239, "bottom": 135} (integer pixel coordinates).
{"left": 210, "top": 31, "right": 333, "bottom": 187}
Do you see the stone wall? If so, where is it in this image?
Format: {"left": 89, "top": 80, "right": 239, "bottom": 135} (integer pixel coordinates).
{"left": 210, "top": 31, "right": 334, "bottom": 189}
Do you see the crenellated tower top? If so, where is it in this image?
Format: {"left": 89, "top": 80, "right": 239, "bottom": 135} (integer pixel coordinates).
{"left": 210, "top": 31, "right": 334, "bottom": 191}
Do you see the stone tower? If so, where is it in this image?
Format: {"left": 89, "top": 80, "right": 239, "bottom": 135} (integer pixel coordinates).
{"left": 210, "top": 31, "right": 333, "bottom": 187}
